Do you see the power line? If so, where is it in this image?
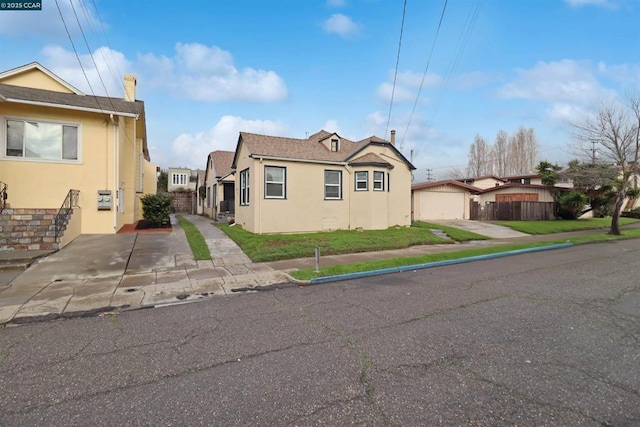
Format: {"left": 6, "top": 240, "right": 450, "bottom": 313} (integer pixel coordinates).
{"left": 400, "top": 0, "right": 448, "bottom": 150}
{"left": 384, "top": 0, "right": 407, "bottom": 141}
{"left": 68, "top": 0, "right": 118, "bottom": 113}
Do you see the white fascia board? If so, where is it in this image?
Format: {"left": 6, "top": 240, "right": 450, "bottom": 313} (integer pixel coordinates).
{"left": 250, "top": 154, "right": 346, "bottom": 166}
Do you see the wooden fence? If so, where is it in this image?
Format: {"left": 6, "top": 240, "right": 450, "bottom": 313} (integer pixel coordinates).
{"left": 471, "top": 201, "right": 556, "bottom": 221}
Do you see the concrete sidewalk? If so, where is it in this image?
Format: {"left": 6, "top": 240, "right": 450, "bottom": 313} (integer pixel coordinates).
{"left": 1, "top": 217, "right": 638, "bottom": 325}
{"left": 0, "top": 214, "right": 291, "bottom": 324}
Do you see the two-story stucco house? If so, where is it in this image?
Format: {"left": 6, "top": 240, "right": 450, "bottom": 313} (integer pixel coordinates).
{"left": 231, "top": 130, "right": 415, "bottom": 234}
{"left": 0, "top": 62, "right": 154, "bottom": 250}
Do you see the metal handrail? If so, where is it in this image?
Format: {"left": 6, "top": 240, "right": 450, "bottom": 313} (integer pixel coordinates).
{"left": 0, "top": 181, "right": 7, "bottom": 213}
{"left": 55, "top": 189, "right": 80, "bottom": 239}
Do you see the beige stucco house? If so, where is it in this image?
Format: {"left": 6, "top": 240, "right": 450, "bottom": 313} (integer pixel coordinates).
{"left": 203, "top": 150, "right": 235, "bottom": 220}
{"left": 231, "top": 130, "right": 415, "bottom": 234}
{"left": 0, "top": 62, "right": 152, "bottom": 250}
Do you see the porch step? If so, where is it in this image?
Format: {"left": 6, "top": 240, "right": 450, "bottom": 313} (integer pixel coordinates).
{"left": 0, "top": 250, "right": 55, "bottom": 271}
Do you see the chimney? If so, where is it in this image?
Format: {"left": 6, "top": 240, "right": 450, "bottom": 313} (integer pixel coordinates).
{"left": 124, "top": 74, "right": 136, "bottom": 102}
{"left": 390, "top": 129, "right": 396, "bottom": 145}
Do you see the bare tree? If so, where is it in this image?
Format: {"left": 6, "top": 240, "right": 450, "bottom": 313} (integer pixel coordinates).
{"left": 572, "top": 95, "right": 640, "bottom": 235}
{"left": 445, "top": 167, "right": 467, "bottom": 180}
{"left": 493, "top": 130, "right": 509, "bottom": 176}
{"left": 466, "top": 134, "right": 493, "bottom": 176}
{"left": 507, "top": 126, "right": 539, "bottom": 175}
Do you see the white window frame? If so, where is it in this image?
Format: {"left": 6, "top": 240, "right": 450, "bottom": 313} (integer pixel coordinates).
{"left": 324, "top": 170, "right": 342, "bottom": 200}
{"left": 172, "top": 173, "right": 188, "bottom": 186}
{"left": 2, "top": 115, "right": 82, "bottom": 164}
{"left": 373, "top": 171, "right": 385, "bottom": 191}
{"left": 265, "top": 166, "right": 286, "bottom": 199}
{"left": 240, "top": 169, "right": 250, "bottom": 206}
{"left": 355, "top": 171, "right": 368, "bottom": 191}
{"left": 330, "top": 139, "right": 339, "bottom": 152}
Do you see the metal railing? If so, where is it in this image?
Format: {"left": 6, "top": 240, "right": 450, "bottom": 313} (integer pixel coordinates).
{"left": 0, "top": 181, "right": 7, "bottom": 213}
{"left": 55, "top": 189, "right": 80, "bottom": 239}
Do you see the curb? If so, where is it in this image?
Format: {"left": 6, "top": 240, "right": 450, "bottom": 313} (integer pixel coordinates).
{"left": 309, "top": 243, "right": 574, "bottom": 285}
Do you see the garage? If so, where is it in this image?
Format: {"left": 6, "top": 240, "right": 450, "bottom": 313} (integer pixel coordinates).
{"left": 412, "top": 180, "right": 478, "bottom": 221}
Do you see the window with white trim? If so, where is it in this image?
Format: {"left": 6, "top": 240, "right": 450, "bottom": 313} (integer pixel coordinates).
{"left": 265, "top": 166, "right": 286, "bottom": 198}
{"left": 373, "top": 171, "right": 385, "bottom": 191}
{"left": 330, "top": 139, "right": 339, "bottom": 152}
{"left": 355, "top": 171, "right": 368, "bottom": 191}
{"left": 172, "top": 173, "right": 188, "bottom": 186}
{"left": 240, "top": 169, "right": 250, "bottom": 205}
{"left": 324, "top": 170, "right": 342, "bottom": 199}
{"left": 4, "top": 118, "right": 79, "bottom": 161}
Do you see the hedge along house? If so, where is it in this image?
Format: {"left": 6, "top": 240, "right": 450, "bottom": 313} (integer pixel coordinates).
{"left": 231, "top": 130, "right": 415, "bottom": 234}
{"left": 0, "top": 62, "right": 152, "bottom": 251}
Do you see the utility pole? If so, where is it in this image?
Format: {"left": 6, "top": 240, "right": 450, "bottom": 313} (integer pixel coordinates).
{"left": 426, "top": 169, "right": 433, "bottom": 182}
{"left": 591, "top": 141, "right": 597, "bottom": 164}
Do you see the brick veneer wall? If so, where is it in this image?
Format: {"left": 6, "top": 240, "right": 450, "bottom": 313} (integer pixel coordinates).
{"left": 171, "top": 191, "right": 193, "bottom": 213}
{"left": 0, "top": 208, "right": 64, "bottom": 251}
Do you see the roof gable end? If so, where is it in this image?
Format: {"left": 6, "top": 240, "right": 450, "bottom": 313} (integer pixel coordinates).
{"left": 0, "top": 62, "right": 83, "bottom": 95}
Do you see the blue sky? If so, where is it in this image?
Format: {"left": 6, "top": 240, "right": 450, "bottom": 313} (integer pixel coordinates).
{"left": 1, "top": 0, "right": 638, "bottom": 181}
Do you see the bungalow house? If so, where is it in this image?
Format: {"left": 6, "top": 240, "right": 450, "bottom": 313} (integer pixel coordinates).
{"left": 0, "top": 62, "right": 153, "bottom": 251}
{"left": 203, "top": 150, "right": 235, "bottom": 220}
{"left": 230, "top": 129, "right": 415, "bottom": 234}
{"left": 412, "top": 180, "right": 479, "bottom": 221}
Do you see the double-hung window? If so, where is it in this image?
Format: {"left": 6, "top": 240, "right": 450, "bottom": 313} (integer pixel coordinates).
{"left": 324, "top": 170, "right": 342, "bottom": 199}
{"left": 373, "top": 171, "right": 385, "bottom": 191}
{"left": 355, "top": 171, "right": 368, "bottom": 191}
{"left": 239, "top": 169, "right": 250, "bottom": 205}
{"left": 5, "top": 118, "right": 79, "bottom": 161}
{"left": 265, "top": 166, "right": 286, "bottom": 198}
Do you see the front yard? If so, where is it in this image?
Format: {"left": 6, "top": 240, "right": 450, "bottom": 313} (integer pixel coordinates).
{"left": 215, "top": 221, "right": 488, "bottom": 262}
{"left": 495, "top": 217, "right": 639, "bottom": 234}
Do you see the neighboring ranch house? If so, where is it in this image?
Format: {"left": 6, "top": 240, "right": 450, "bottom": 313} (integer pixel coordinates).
{"left": 203, "top": 150, "right": 235, "bottom": 220}
{"left": 458, "top": 175, "right": 507, "bottom": 189}
{"left": 0, "top": 62, "right": 153, "bottom": 251}
{"left": 231, "top": 130, "right": 415, "bottom": 234}
{"left": 411, "top": 180, "right": 479, "bottom": 221}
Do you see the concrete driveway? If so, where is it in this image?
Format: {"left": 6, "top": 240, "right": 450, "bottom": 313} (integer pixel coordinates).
{"left": 427, "top": 219, "right": 530, "bottom": 238}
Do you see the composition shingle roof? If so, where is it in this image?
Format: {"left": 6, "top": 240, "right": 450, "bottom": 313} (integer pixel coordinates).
{"left": 0, "top": 82, "right": 144, "bottom": 116}
{"left": 210, "top": 150, "right": 235, "bottom": 178}
{"left": 412, "top": 180, "right": 481, "bottom": 192}
{"left": 234, "top": 130, "right": 415, "bottom": 169}
{"left": 348, "top": 152, "right": 393, "bottom": 168}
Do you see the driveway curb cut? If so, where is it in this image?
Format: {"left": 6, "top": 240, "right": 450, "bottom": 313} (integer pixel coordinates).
{"left": 309, "top": 243, "right": 574, "bottom": 285}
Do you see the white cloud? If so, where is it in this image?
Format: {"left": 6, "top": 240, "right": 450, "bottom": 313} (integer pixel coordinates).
{"left": 138, "top": 43, "right": 288, "bottom": 103}
{"left": 164, "top": 116, "right": 288, "bottom": 169}
{"left": 323, "top": 120, "right": 342, "bottom": 134}
{"left": 41, "top": 45, "right": 131, "bottom": 97}
{"left": 498, "top": 59, "right": 618, "bottom": 123}
{"left": 376, "top": 71, "right": 443, "bottom": 103}
{"left": 322, "top": 14, "right": 360, "bottom": 38}
{"left": 0, "top": 0, "right": 102, "bottom": 40}
{"left": 597, "top": 61, "right": 640, "bottom": 89}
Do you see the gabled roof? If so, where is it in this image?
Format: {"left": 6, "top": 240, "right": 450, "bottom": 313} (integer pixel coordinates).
{"left": 412, "top": 179, "right": 480, "bottom": 192}
{"left": 349, "top": 153, "right": 393, "bottom": 169}
{"left": 458, "top": 174, "right": 507, "bottom": 183}
{"left": 0, "top": 82, "right": 143, "bottom": 117}
{"left": 208, "top": 150, "right": 235, "bottom": 179}
{"left": 477, "top": 183, "right": 553, "bottom": 194}
{"left": 231, "top": 130, "right": 415, "bottom": 170}
{"left": 0, "top": 62, "right": 83, "bottom": 94}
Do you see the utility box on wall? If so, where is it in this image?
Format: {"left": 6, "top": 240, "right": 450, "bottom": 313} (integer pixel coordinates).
{"left": 97, "top": 190, "right": 112, "bottom": 210}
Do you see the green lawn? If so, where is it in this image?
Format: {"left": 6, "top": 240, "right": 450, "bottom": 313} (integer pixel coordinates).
{"left": 176, "top": 215, "right": 211, "bottom": 260}
{"left": 215, "top": 222, "right": 489, "bottom": 263}
{"left": 495, "top": 217, "right": 638, "bottom": 234}
{"left": 290, "top": 227, "right": 640, "bottom": 281}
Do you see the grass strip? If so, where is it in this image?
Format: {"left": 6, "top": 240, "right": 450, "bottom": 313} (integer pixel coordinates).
{"left": 495, "top": 217, "right": 638, "bottom": 234}
{"left": 215, "top": 222, "right": 489, "bottom": 262}
{"left": 290, "top": 228, "right": 640, "bottom": 281}
{"left": 176, "top": 215, "right": 211, "bottom": 260}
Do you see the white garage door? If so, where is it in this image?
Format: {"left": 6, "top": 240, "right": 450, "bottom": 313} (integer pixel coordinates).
{"left": 417, "top": 191, "right": 467, "bottom": 220}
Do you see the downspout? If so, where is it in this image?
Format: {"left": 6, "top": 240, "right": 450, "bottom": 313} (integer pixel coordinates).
{"left": 110, "top": 114, "right": 117, "bottom": 232}
{"left": 258, "top": 157, "right": 263, "bottom": 234}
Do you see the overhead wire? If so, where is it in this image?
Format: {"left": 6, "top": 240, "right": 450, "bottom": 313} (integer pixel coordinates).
{"left": 384, "top": 0, "right": 408, "bottom": 141}
{"left": 399, "top": 0, "right": 448, "bottom": 150}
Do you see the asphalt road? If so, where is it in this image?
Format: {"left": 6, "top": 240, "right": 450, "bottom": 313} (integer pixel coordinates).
{"left": 1, "top": 239, "right": 639, "bottom": 426}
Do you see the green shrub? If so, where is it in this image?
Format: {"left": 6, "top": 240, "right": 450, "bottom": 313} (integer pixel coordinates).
{"left": 140, "top": 193, "right": 173, "bottom": 226}
{"left": 557, "top": 191, "right": 588, "bottom": 220}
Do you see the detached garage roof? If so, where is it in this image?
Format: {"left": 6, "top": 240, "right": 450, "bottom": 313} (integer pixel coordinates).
{"left": 412, "top": 180, "right": 480, "bottom": 193}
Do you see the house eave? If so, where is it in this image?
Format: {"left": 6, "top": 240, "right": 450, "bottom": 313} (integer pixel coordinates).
{"left": 249, "top": 154, "right": 347, "bottom": 166}
{"left": 1, "top": 97, "right": 139, "bottom": 118}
